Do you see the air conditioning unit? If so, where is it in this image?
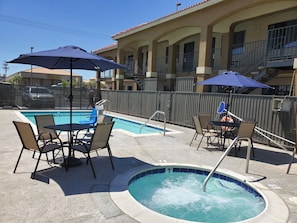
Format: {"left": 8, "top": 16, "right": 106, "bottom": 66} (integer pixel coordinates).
{"left": 272, "top": 99, "right": 282, "bottom": 112}
{"left": 272, "top": 98, "right": 292, "bottom": 112}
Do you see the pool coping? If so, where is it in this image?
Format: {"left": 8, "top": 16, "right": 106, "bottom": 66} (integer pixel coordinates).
{"left": 110, "top": 163, "right": 289, "bottom": 223}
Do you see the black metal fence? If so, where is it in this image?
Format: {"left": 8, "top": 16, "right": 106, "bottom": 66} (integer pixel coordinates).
{"left": 0, "top": 84, "right": 94, "bottom": 109}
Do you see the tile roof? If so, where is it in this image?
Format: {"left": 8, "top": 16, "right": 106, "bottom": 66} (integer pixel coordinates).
{"left": 22, "top": 67, "right": 81, "bottom": 76}
{"left": 92, "top": 43, "right": 117, "bottom": 54}
{"left": 112, "top": 0, "right": 209, "bottom": 38}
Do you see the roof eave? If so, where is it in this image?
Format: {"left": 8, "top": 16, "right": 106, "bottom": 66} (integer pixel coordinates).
{"left": 92, "top": 43, "right": 118, "bottom": 54}
{"left": 112, "top": 0, "right": 222, "bottom": 40}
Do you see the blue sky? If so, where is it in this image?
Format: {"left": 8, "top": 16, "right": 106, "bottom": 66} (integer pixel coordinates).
{"left": 0, "top": 0, "right": 201, "bottom": 80}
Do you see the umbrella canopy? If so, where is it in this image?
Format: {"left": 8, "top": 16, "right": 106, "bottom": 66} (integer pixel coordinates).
{"left": 196, "top": 71, "right": 273, "bottom": 89}
{"left": 197, "top": 71, "right": 273, "bottom": 113}
{"left": 8, "top": 45, "right": 127, "bottom": 125}
{"left": 8, "top": 45, "right": 127, "bottom": 71}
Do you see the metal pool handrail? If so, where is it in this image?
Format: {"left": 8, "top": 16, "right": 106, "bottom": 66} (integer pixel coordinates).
{"left": 202, "top": 136, "right": 253, "bottom": 192}
{"left": 140, "top": 110, "right": 166, "bottom": 136}
{"left": 95, "top": 99, "right": 110, "bottom": 112}
{"left": 227, "top": 110, "right": 295, "bottom": 150}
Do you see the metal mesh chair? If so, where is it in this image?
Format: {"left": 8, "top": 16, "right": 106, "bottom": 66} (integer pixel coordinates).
{"left": 13, "top": 121, "right": 65, "bottom": 178}
{"left": 71, "top": 122, "right": 115, "bottom": 178}
{"left": 34, "top": 114, "right": 64, "bottom": 162}
{"left": 233, "top": 120, "right": 256, "bottom": 156}
{"left": 190, "top": 115, "right": 220, "bottom": 150}
{"left": 35, "top": 114, "right": 61, "bottom": 142}
{"left": 198, "top": 113, "right": 220, "bottom": 134}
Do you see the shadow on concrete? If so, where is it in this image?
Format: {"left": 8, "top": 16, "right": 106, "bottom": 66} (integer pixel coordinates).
{"left": 35, "top": 156, "right": 153, "bottom": 196}
{"left": 228, "top": 146, "right": 296, "bottom": 165}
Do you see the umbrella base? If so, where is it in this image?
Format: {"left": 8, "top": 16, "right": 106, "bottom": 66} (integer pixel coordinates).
{"left": 61, "top": 156, "right": 82, "bottom": 167}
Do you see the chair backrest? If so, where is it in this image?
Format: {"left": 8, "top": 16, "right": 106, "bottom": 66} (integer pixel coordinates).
{"left": 102, "top": 116, "right": 113, "bottom": 123}
{"left": 192, "top": 115, "right": 203, "bottom": 134}
{"left": 89, "top": 108, "right": 98, "bottom": 124}
{"left": 237, "top": 121, "right": 256, "bottom": 139}
{"left": 90, "top": 121, "right": 114, "bottom": 151}
{"left": 34, "top": 115, "right": 58, "bottom": 140}
{"left": 13, "top": 121, "right": 39, "bottom": 151}
{"left": 198, "top": 113, "right": 212, "bottom": 130}
{"left": 98, "top": 115, "right": 113, "bottom": 124}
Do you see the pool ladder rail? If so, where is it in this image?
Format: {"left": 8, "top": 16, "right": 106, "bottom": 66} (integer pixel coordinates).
{"left": 140, "top": 110, "right": 166, "bottom": 136}
{"left": 95, "top": 99, "right": 110, "bottom": 113}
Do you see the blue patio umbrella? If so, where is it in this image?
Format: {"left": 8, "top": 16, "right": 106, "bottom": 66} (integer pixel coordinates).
{"left": 196, "top": 71, "right": 273, "bottom": 112}
{"left": 8, "top": 45, "right": 127, "bottom": 124}
{"left": 196, "top": 71, "right": 273, "bottom": 89}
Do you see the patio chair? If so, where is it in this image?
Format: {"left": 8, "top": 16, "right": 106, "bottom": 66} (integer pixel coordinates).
{"left": 13, "top": 121, "right": 65, "bottom": 178}
{"left": 287, "top": 126, "right": 297, "bottom": 174}
{"left": 233, "top": 120, "right": 256, "bottom": 156}
{"left": 76, "top": 115, "right": 114, "bottom": 143}
{"left": 97, "top": 115, "right": 113, "bottom": 124}
{"left": 79, "top": 108, "right": 98, "bottom": 126}
{"left": 35, "top": 114, "right": 62, "bottom": 143}
{"left": 198, "top": 113, "right": 220, "bottom": 134}
{"left": 34, "top": 114, "right": 64, "bottom": 162}
{"left": 287, "top": 147, "right": 297, "bottom": 174}
{"left": 190, "top": 115, "right": 219, "bottom": 150}
{"left": 78, "top": 108, "right": 98, "bottom": 134}
{"left": 71, "top": 121, "right": 115, "bottom": 178}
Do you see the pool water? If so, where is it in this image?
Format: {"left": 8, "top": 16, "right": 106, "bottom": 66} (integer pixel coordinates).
{"left": 128, "top": 167, "right": 265, "bottom": 223}
{"left": 20, "top": 111, "right": 166, "bottom": 135}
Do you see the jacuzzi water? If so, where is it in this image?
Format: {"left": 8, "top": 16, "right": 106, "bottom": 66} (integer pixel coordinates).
{"left": 128, "top": 167, "right": 266, "bottom": 223}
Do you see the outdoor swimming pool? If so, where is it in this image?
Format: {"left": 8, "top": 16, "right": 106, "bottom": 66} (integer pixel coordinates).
{"left": 20, "top": 110, "right": 168, "bottom": 136}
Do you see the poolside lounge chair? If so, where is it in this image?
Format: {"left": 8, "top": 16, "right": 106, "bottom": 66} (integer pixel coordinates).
{"left": 79, "top": 108, "right": 98, "bottom": 126}
{"left": 190, "top": 115, "right": 219, "bottom": 150}
{"left": 13, "top": 121, "right": 65, "bottom": 178}
{"left": 71, "top": 122, "right": 115, "bottom": 178}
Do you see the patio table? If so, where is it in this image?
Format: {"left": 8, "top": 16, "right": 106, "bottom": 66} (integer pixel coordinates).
{"left": 45, "top": 123, "right": 91, "bottom": 168}
{"left": 209, "top": 121, "right": 240, "bottom": 150}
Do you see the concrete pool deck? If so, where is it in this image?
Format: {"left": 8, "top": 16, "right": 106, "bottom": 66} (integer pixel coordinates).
{"left": 0, "top": 109, "right": 297, "bottom": 222}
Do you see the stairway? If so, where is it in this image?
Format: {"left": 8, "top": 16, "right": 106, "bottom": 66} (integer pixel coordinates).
{"left": 133, "top": 75, "right": 144, "bottom": 90}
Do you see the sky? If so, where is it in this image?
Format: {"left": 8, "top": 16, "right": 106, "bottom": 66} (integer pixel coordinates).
{"left": 0, "top": 0, "right": 202, "bottom": 80}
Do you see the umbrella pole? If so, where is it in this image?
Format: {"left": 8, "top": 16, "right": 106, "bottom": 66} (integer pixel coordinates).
{"left": 69, "top": 60, "right": 73, "bottom": 158}
{"left": 70, "top": 60, "right": 73, "bottom": 126}
{"left": 228, "top": 89, "right": 231, "bottom": 112}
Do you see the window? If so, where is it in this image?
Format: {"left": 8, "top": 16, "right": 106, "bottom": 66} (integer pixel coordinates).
{"left": 126, "top": 55, "right": 134, "bottom": 74}
{"left": 175, "top": 45, "right": 180, "bottom": 63}
{"left": 232, "top": 31, "right": 245, "bottom": 54}
{"left": 165, "top": 47, "right": 168, "bottom": 64}
{"left": 262, "top": 85, "right": 290, "bottom": 96}
{"left": 267, "top": 19, "right": 297, "bottom": 50}
{"left": 211, "top": 37, "right": 216, "bottom": 67}
{"left": 183, "top": 42, "right": 194, "bottom": 72}
{"left": 101, "top": 69, "right": 112, "bottom": 78}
